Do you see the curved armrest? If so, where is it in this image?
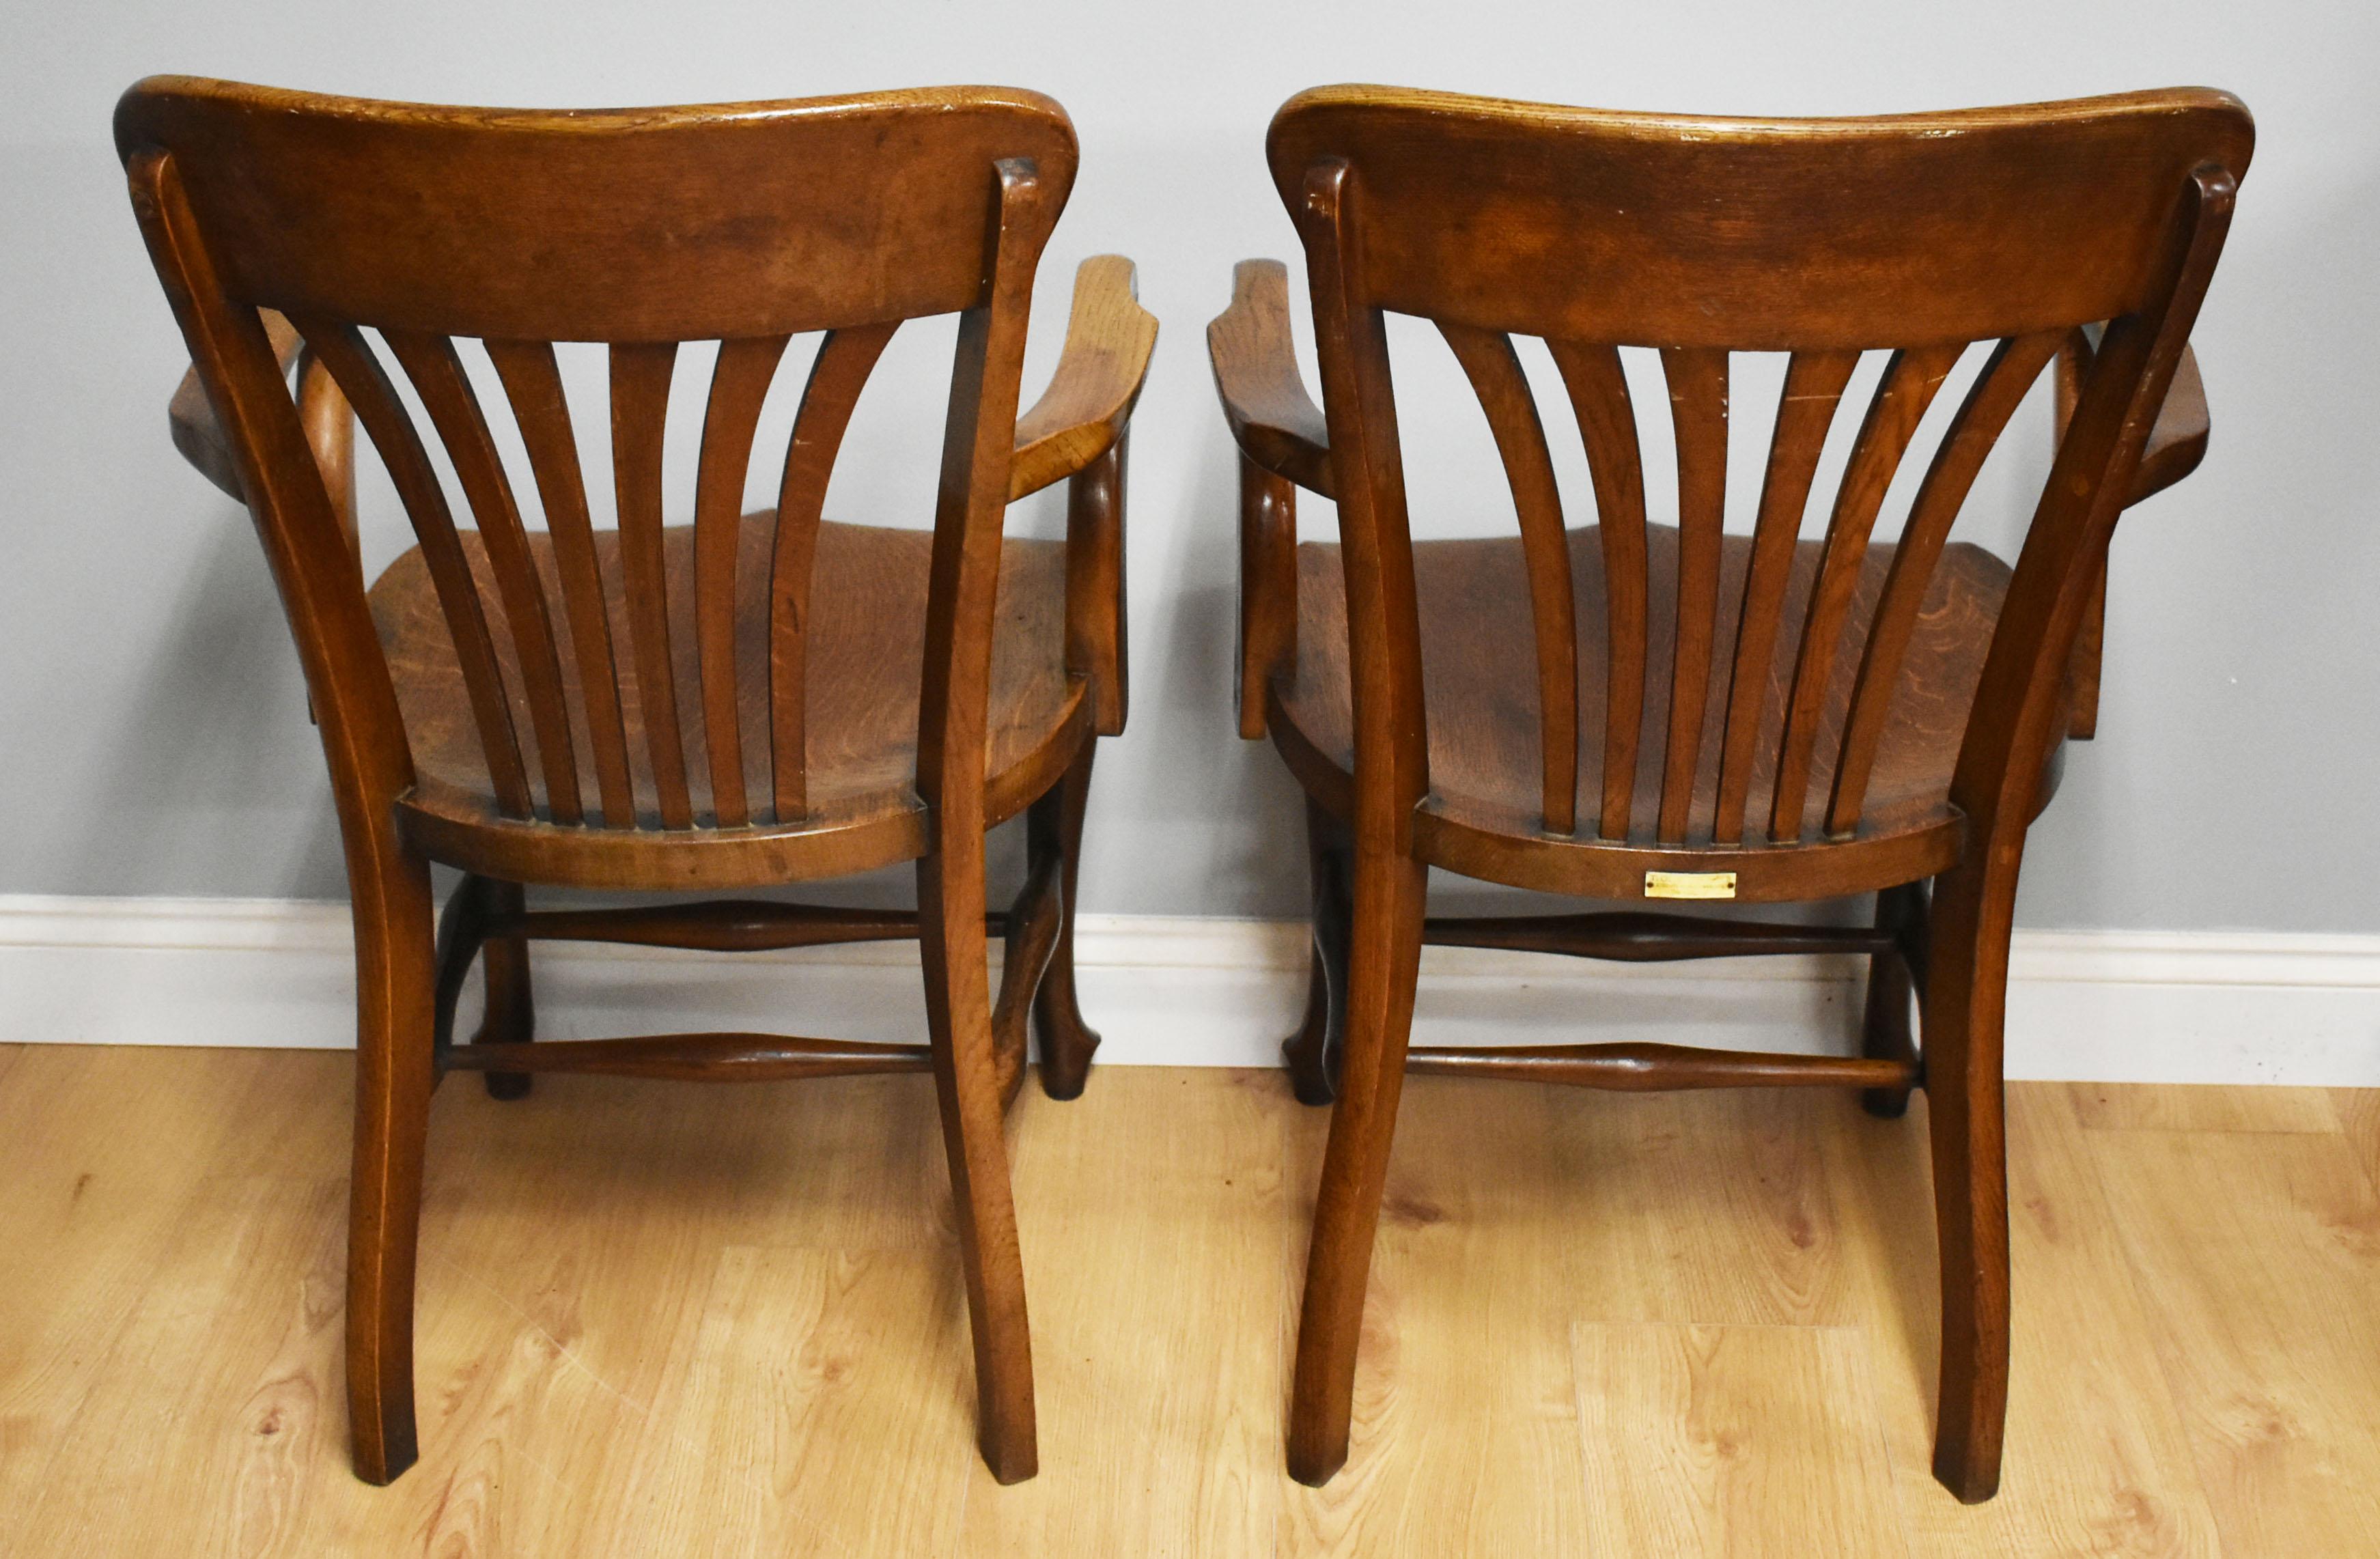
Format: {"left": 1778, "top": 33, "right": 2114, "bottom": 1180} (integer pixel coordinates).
{"left": 170, "top": 308, "right": 304, "bottom": 498}
{"left": 170, "top": 307, "right": 361, "bottom": 577}
{"left": 2058, "top": 338, "right": 2209, "bottom": 743}
{"left": 2130, "top": 343, "right": 2207, "bottom": 505}
{"left": 1009, "top": 255, "right": 1158, "bottom": 503}
{"left": 1207, "top": 259, "right": 1333, "bottom": 498}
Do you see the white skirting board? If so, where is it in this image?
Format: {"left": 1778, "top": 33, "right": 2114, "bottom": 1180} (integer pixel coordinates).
{"left": 2, "top": 895, "right": 2378, "bottom": 1086}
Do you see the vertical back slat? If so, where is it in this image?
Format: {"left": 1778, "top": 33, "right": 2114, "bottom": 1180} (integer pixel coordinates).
{"left": 1827, "top": 330, "right": 2064, "bottom": 835}
{"left": 1713, "top": 348, "right": 1860, "bottom": 843}
{"left": 1439, "top": 324, "right": 1577, "bottom": 834}
{"left": 1767, "top": 343, "right": 1962, "bottom": 841}
{"left": 768, "top": 321, "right": 899, "bottom": 822}
{"left": 694, "top": 335, "right": 793, "bottom": 828}
{"left": 384, "top": 331, "right": 585, "bottom": 824}
{"left": 1548, "top": 339, "right": 1646, "bottom": 840}
{"left": 1657, "top": 347, "right": 1728, "bottom": 843}
{"left": 290, "top": 315, "right": 534, "bottom": 817}
{"left": 484, "top": 339, "right": 637, "bottom": 827}
{"left": 609, "top": 341, "right": 691, "bottom": 828}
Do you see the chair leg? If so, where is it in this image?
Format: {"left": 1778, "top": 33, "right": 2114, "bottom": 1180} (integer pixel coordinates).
{"left": 1918, "top": 859, "right": 2015, "bottom": 1503}
{"left": 430, "top": 873, "right": 491, "bottom": 1056}
{"left": 1029, "top": 741, "right": 1102, "bottom": 1100}
{"left": 346, "top": 848, "right": 438, "bottom": 1486}
{"left": 430, "top": 875, "right": 534, "bottom": 1099}
{"left": 994, "top": 846, "right": 1060, "bottom": 1112}
{"left": 1284, "top": 798, "right": 1354, "bottom": 1107}
{"left": 475, "top": 880, "right": 535, "bottom": 1099}
{"left": 1287, "top": 843, "right": 1427, "bottom": 1485}
{"left": 1861, "top": 881, "right": 1924, "bottom": 1119}
{"left": 919, "top": 843, "right": 1038, "bottom": 1483}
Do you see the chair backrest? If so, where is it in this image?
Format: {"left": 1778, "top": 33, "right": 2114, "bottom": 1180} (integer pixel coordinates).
{"left": 118, "top": 76, "right": 1077, "bottom": 831}
{"left": 1267, "top": 86, "right": 2249, "bottom": 850}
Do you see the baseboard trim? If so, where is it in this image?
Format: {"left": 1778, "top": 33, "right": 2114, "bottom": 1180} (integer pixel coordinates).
{"left": 3, "top": 895, "right": 2376, "bottom": 1086}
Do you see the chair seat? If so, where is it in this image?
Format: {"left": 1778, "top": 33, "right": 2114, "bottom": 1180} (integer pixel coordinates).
{"left": 1268, "top": 523, "right": 2049, "bottom": 901}
{"left": 372, "top": 514, "right": 1087, "bottom": 888}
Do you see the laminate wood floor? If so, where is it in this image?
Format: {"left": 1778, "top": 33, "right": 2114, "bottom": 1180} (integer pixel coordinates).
{"left": 3, "top": 1043, "right": 2375, "bottom": 1556}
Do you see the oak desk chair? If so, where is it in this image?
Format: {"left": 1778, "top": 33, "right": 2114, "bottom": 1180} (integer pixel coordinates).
{"left": 1212, "top": 85, "right": 2247, "bottom": 1500}
{"left": 122, "top": 76, "right": 1156, "bottom": 1486}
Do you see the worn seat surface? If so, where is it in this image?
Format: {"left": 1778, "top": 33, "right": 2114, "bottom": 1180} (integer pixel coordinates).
{"left": 1270, "top": 523, "right": 2043, "bottom": 887}
{"left": 374, "top": 514, "right": 1084, "bottom": 881}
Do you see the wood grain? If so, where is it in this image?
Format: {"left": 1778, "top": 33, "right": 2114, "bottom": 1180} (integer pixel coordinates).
{"left": 1572, "top": 1323, "right": 1907, "bottom": 1556}
{"left": 1829, "top": 1086, "right": 2225, "bottom": 1554}
{"left": 4, "top": 1054, "right": 2374, "bottom": 1556}
{"left": 2085, "top": 1114, "right": 2380, "bottom": 1551}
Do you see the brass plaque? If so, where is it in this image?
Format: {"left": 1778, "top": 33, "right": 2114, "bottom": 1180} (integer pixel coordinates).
{"left": 1644, "top": 870, "right": 1737, "bottom": 900}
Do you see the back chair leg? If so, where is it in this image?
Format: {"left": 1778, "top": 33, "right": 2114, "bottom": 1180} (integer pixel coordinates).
{"left": 346, "top": 848, "right": 439, "bottom": 1486}
{"left": 1029, "top": 741, "right": 1102, "bottom": 1099}
{"left": 1287, "top": 844, "right": 1427, "bottom": 1485}
{"left": 1861, "top": 880, "right": 1924, "bottom": 1119}
{"left": 1918, "top": 859, "right": 2015, "bottom": 1503}
{"left": 919, "top": 842, "right": 1039, "bottom": 1484}
{"left": 1284, "top": 798, "right": 1354, "bottom": 1106}
{"left": 475, "top": 880, "right": 535, "bottom": 1099}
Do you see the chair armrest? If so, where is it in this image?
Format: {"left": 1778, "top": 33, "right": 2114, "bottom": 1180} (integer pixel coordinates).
{"left": 171, "top": 307, "right": 361, "bottom": 578}
{"left": 2130, "top": 344, "right": 2207, "bottom": 505}
{"left": 1009, "top": 255, "right": 1158, "bottom": 503}
{"left": 170, "top": 308, "right": 304, "bottom": 498}
{"left": 2057, "top": 338, "right": 2209, "bottom": 743}
{"left": 1207, "top": 259, "right": 1333, "bottom": 498}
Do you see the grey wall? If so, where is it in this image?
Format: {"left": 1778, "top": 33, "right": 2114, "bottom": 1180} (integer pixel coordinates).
{"left": 2, "top": 0, "right": 2374, "bottom": 931}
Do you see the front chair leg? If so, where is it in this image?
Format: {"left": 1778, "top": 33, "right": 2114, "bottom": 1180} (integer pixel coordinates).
{"left": 1860, "top": 880, "right": 1926, "bottom": 1119}
{"left": 1284, "top": 798, "right": 1354, "bottom": 1106}
{"left": 347, "top": 848, "right": 439, "bottom": 1485}
{"left": 1029, "top": 740, "right": 1102, "bottom": 1099}
{"left": 919, "top": 843, "right": 1039, "bottom": 1483}
{"left": 475, "top": 880, "right": 535, "bottom": 1099}
{"left": 1287, "top": 843, "right": 1427, "bottom": 1485}
{"left": 1919, "top": 858, "right": 2015, "bottom": 1503}
{"left": 429, "top": 874, "right": 534, "bottom": 1099}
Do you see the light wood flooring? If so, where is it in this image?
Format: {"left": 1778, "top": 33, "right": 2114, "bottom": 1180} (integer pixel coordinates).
{"left": 3, "top": 1043, "right": 2378, "bottom": 1556}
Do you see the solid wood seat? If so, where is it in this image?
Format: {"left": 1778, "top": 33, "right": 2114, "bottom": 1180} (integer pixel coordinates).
{"left": 378, "top": 514, "right": 1089, "bottom": 887}
{"left": 1213, "top": 85, "right": 2249, "bottom": 1504}
{"left": 1270, "top": 525, "right": 2031, "bottom": 901}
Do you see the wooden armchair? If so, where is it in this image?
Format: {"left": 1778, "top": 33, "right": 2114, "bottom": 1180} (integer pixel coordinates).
{"left": 1212, "top": 85, "right": 2245, "bottom": 1500}
{"left": 123, "top": 76, "right": 1154, "bottom": 1486}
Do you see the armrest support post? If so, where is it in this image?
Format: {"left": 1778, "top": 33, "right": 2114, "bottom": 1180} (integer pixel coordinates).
{"left": 2058, "top": 334, "right": 2210, "bottom": 740}
{"left": 1238, "top": 453, "right": 1298, "bottom": 739}
{"left": 1063, "top": 432, "right": 1129, "bottom": 735}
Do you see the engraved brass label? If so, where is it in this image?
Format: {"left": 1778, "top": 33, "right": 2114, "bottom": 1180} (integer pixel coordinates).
{"left": 1644, "top": 871, "right": 1737, "bottom": 900}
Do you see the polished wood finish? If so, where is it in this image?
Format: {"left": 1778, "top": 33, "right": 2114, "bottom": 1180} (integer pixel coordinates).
{"left": 124, "top": 76, "right": 1153, "bottom": 1487}
{"left": 1215, "top": 85, "right": 2251, "bottom": 1499}
{"left": 1423, "top": 910, "right": 1895, "bottom": 961}
{"left": 1404, "top": 1043, "right": 1916, "bottom": 1092}
{"left": 12, "top": 1051, "right": 2379, "bottom": 1554}
{"left": 1012, "top": 255, "right": 1159, "bottom": 503}
{"left": 1207, "top": 258, "right": 1334, "bottom": 498}
{"left": 443, "top": 1033, "right": 933, "bottom": 1082}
